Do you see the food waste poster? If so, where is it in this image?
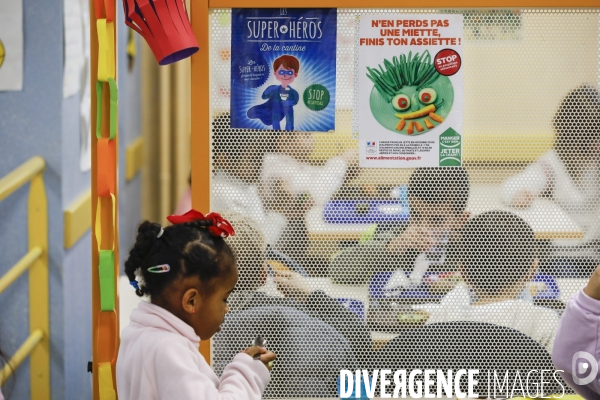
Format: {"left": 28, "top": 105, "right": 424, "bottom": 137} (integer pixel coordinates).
{"left": 230, "top": 8, "right": 336, "bottom": 132}
{"left": 358, "top": 14, "right": 464, "bottom": 168}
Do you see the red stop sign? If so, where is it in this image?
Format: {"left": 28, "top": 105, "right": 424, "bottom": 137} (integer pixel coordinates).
{"left": 434, "top": 49, "right": 461, "bottom": 76}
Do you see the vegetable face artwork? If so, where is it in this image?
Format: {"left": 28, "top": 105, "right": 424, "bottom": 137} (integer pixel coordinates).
{"left": 367, "top": 50, "right": 454, "bottom": 135}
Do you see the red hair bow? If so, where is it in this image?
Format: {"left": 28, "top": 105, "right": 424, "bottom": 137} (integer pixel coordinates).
{"left": 166, "top": 210, "right": 235, "bottom": 238}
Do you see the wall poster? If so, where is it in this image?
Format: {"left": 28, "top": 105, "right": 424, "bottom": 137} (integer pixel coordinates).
{"left": 230, "top": 8, "right": 337, "bottom": 132}
{"left": 0, "top": 0, "right": 23, "bottom": 91}
{"left": 358, "top": 14, "right": 464, "bottom": 167}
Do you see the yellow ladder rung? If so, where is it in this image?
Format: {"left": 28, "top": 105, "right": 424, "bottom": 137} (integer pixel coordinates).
{"left": 0, "top": 247, "right": 43, "bottom": 295}
{"left": 0, "top": 156, "right": 45, "bottom": 203}
{"left": 0, "top": 329, "right": 44, "bottom": 385}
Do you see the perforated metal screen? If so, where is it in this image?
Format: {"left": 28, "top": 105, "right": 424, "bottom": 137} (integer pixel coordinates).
{"left": 209, "top": 9, "right": 600, "bottom": 399}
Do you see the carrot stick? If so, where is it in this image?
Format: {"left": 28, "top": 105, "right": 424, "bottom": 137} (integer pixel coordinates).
{"left": 395, "top": 104, "right": 436, "bottom": 120}
{"left": 396, "top": 118, "right": 406, "bottom": 131}
{"left": 414, "top": 121, "right": 424, "bottom": 132}
{"left": 429, "top": 112, "right": 444, "bottom": 123}
{"left": 423, "top": 118, "right": 434, "bottom": 129}
{"left": 407, "top": 121, "right": 415, "bottom": 135}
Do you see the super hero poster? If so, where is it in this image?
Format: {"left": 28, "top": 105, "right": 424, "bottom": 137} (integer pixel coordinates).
{"left": 230, "top": 8, "right": 336, "bottom": 132}
{"left": 358, "top": 15, "right": 464, "bottom": 168}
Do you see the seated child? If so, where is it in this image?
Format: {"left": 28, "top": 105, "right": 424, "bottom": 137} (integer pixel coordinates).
{"left": 219, "top": 211, "right": 372, "bottom": 367}
{"left": 215, "top": 305, "right": 356, "bottom": 398}
{"left": 552, "top": 263, "right": 600, "bottom": 398}
{"left": 501, "top": 86, "right": 600, "bottom": 275}
{"left": 117, "top": 212, "right": 276, "bottom": 399}
{"left": 261, "top": 131, "right": 356, "bottom": 275}
{"left": 261, "top": 131, "right": 354, "bottom": 209}
{"left": 420, "top": 210, "right": 559, "bottom": 352}
{"left": 211, "top": 113, "right": 312, "bottom": 252}
{"left": 329, "top": 167, "right": 471, "bottom": 285}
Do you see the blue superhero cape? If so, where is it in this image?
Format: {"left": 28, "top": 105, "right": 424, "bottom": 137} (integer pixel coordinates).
{"left": 247, "top": 85, "right": 298, "bottom": 127}
{"left": 246, "top": 97, "right": 283, "bottom": 126}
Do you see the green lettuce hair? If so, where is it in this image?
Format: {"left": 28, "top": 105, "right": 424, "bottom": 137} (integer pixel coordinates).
{"left": 366, "top": 50, "right": 440, "bottom": 103}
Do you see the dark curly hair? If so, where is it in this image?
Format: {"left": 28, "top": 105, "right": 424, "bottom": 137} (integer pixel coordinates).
{"left": 124, "top": 220, "right": 235, "bottom": 298}
{"left": 553, "top": 85, "right": 600, "bottom": 178}
{"left": 460, "top": 210, "right": 537, "bottom": 294}
{"left": 408, "top": 167, "right": 470, "bottom": 214}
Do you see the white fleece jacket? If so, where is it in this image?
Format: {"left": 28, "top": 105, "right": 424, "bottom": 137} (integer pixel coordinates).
{"left": 502, "top": 149, "right": 600, "bottom": 245}
{"left": 116, "top": 301, "right": 270, "bottom": 400}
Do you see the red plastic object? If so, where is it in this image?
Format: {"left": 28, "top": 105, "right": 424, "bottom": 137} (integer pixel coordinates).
{"left": 97, "top": 311, "right": 118, "bottom": 364}
{"left": 97, "top": 138, "right": 116, "bottom": 197}
{"left": 94, "top": 0, "right": 116, "bottom": 21}
{"left": 94, "top": 0, "right": 104, "bottom": 19}
{"left": 104, "top": 0, "right": 116, "bottom": 21}
{"left": 122, "top": 0, "right": 199, "bottom": 65}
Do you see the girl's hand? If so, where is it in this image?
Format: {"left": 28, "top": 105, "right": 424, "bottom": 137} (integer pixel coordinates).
{"left": 584, "top": 264, "right": 600, "bottom": 300}
{"left": 259, "top": 350, "right": 276, "bottom": 371}
{"left": 242, "top": 347, "right": 277, "bottom": 371}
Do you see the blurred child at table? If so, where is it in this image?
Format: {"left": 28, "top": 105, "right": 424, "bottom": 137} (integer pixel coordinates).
{"left": 261, "top": 131, "right": 356, "bottom": 208}
{"left": 219, "top": 211, "right": 372, "bottom": 367}
{"left": 502, "top": 86, "right": 600, "bottom": 274}
{"left": 419, "top": 211, "right": 559, "bottom": 352}
{"left": 553, "top": 263, "right": 600, "bottom": 398}
{"left": 261, "top": 131, "right": 357, "bottom": 275}
{"left": 210, "top": 113, "right": 312, "bottom": 251}
{"left": 213, "top": 211, "right": 360, "bottom": 396}
{"left": 329, "top": 167, "right": 471, "bottom": 285}
{"left": 117, "top": 212, "right": 275, "bottom": 399}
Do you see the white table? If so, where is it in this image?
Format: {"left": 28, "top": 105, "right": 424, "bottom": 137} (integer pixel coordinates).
{"left": 298, "top": 277, "right": 588, "bottom": 308}
{"left": 291, "top": 277, "right": 589, "bottom": 349}
{"left": 467, "top": 185, "right": 583, "bottom": 241}
{"left": 306, "top": 184, "right": 584, "bottom": 242}
{"left": 260, "top": 276, "right": 370, "bottom": 303}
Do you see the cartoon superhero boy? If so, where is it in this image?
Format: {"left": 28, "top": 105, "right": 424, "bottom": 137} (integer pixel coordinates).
{"left": 247, "top": 55, "right": 300, "bottom": 130}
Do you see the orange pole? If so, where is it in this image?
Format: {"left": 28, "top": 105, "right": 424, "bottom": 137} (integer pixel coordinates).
{"left": 90, "top": 3, "right": 100, "bottom": 396}
{"left": 191, "top": 0, "right": 212, "bottom": 363}
{"left": 91, "top": 1, "right": 120, "bottom": 398}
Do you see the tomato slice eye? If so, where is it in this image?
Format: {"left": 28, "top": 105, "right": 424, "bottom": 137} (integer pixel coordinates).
{"left": 392, "top": 94, "right": 411, "bottom": 111}
{"left": 418, "top": 88, "right": 437, "bottom": 104}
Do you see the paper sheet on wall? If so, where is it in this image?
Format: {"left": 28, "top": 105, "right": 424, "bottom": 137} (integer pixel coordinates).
{"left": 79, "top": 0, "right": 91, "bottom": 171}
{"left": 63, "top": 0, "right": 85, "bottom": 98}
{"left": 358, "top": 15, "right": 464, "bottom": 168}
{"left": 0, "top": 0, "right": 23, "bottom": 91}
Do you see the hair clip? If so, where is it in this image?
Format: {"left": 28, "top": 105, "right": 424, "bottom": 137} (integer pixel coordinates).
{"left": 157, "top": 227, "right": 164, "bottom": 238}
{"left": 147, "top": 264, "right": 170, "bottom": 273}
{"left": 130, "top": 280, "right": 140, "bottom": 290}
